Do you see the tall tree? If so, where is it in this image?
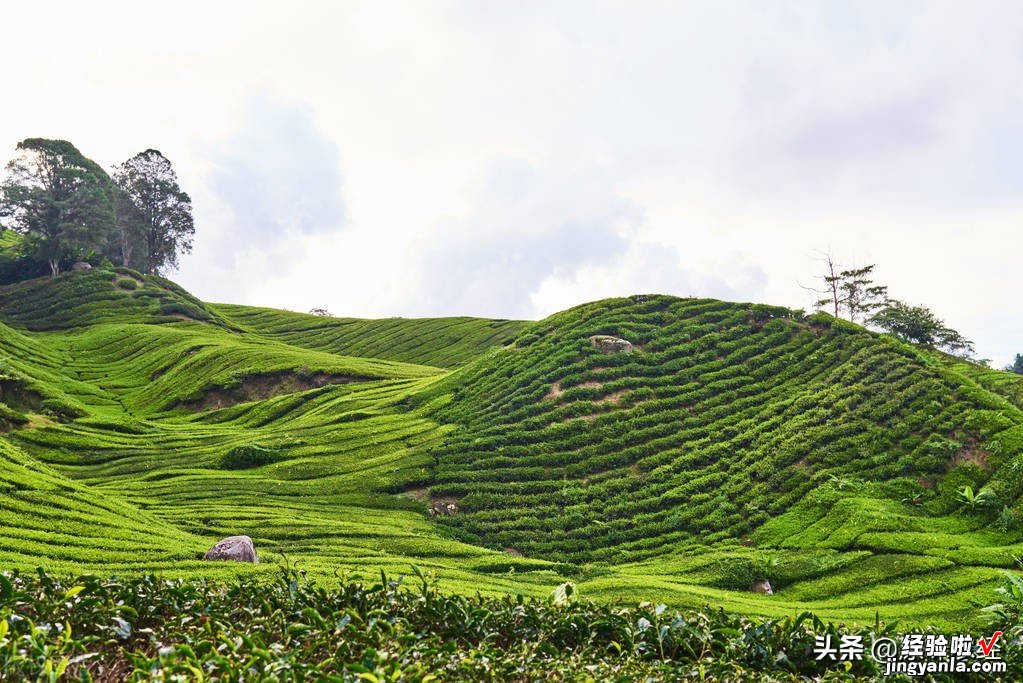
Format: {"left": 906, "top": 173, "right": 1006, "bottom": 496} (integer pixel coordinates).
{"left": 1007, "top": 354, "right": 1023, "bottom": 375}
{"left": 0, "top": 139, "right": 115, "bottom": 275}
{"left": 807, "top": 253, "right": 842, "bottom": 318}
{"left": 104, "top": 186, "right": 147, "bottom": 271}
{"left": 113, "top": 150, "right": 194, "bottom": 274}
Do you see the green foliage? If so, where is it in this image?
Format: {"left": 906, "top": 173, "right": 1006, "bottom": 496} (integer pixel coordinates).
{"left": 1, "top": 567, "right": 974, "bottom": 681}
{"left": 0, "top": 278, "right": 1020, "bottom": 637}
{"left": 112, "top": 149, "right": 194, "bottom": 275}
{"left": 957, "top": 485, "right": 1000, "bottom": 513}
{"left": 0, "top": 139, "right": 115, "bottom": 276}
{"left": 982, "top": 571, "right": 1023, "bottom": 658}
{"left": 214, "top": 303, "right": 526, "bottom": 368}
{"left": 220, "top": 443, "right": 284, "bottom": 469}
{"left": 871, "top": 300, "right": 975, "bottom": 357}
{"left": 421, "top": 295, "right": 1019, "bottom": 565}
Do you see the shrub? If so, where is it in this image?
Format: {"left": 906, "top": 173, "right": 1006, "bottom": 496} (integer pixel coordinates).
{"left": 220, "top": 444, "right": 284, "bottom": 470}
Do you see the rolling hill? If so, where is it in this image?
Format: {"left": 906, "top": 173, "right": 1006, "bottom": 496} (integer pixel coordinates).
{"left": 0, "top": 267, "right": 1021, "bottom": 637}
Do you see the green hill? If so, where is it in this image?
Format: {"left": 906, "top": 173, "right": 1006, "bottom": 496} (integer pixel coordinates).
{"left": 0, "top": 273, "right": 1021, "bottom": 636}
{"left": 213, "top": 303, "right": 526, "bottom": 368}
{"left": 423, "top": 296, "right": 1022, "bottom": 558}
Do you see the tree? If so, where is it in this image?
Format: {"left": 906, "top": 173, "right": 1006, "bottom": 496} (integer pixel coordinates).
{"left": 870, "top": 300, "right": 975, "bottom": 357}
{"left": 836, "top": 265, "right": 888, "bottom": 322}
{"left": 1006, "top": 354, "right": 1023, "bottom": 375}
{"left": 104, "top": 186, "right": 147, "bottom": 271}
{"left": 803, "top": 254, "right": 887, "bottom": 322}
{"left": 957, "top": 485, "right": 999, "bottom": 513}
{"left": 812, "top": 253, "right": 843, "bottom": 318}
{"left": 113, "top": 150, "right": 194, "bottom": 274}
{"left": 0, "top": 139, "right": 115, "bottom": 275}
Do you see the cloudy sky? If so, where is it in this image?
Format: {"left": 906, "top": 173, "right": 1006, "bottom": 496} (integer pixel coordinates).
{"left": 1, "top": 1, "right": 1020, "bottom": 365}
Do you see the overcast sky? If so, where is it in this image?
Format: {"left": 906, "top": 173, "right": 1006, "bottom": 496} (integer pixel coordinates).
{"left": 1, "top": 1, "right": 1020, "bottom": 365}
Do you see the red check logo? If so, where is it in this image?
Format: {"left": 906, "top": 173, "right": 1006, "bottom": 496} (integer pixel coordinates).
{"left": 979, "top": 631, "right": 1003, "bottom": 656}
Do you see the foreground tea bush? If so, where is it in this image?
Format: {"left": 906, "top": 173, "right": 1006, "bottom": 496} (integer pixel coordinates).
{"left": 3, "top": 567, "right": 1011, "bottom": 682}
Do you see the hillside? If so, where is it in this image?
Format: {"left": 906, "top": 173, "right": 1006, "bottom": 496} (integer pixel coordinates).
{"left": 423, "top": 296, "right": 1023, "bottom": 559}
{"left": 213, "top": 303, "right": 526, "bottom": 368}
{"left": 0, "top": 271, "right": 1021, "bottom": 636}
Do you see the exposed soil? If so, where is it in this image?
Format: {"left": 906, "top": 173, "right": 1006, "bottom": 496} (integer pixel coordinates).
{"left": 545, "top": 382, "right": 563, "bottom": 400}
{"left": 402, "top": 486, "right": 430, "bottom": 502}
{"left": 0, "top": 379, "right": 43, "bottom": 413}
{"left": 950, "top": 439, "right": 992, "bottom": 471}
{"left": 181, "top": 372, "right": 371, "bottom": 411}
{"left": 427, "top": 495, "right": 461, "bottom": 516}
{"left": 598, "top": 390, "right": 628, "bottom": 405}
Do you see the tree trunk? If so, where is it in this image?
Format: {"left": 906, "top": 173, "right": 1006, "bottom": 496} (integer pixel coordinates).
{"left": 48, "top": 259, "right": 60, "bottom": 276}
{"left": 120, "top": 226, "right": 132, "bottom": 268}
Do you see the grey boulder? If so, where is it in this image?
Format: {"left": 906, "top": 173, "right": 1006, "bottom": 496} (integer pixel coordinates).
{"left": 203, "top": 535, "right": 258, "bottom": 563}
{"left": 588, "top": 335, "right": 634, "bottom": 354}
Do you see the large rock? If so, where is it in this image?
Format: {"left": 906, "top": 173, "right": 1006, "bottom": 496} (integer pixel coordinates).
{"left": 751, "top": 579, "right": 773, "bottom": 595}
{"left": 203, "top": 535, "right": 258, "bottom": 563}
{"left": 588, "top": 335, "right": 634, "bottom": 354}
{"left": 71, "top": 261, "right": 92, "bottom": 272}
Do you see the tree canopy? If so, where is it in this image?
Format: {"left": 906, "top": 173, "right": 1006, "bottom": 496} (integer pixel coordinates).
{"left": 870, "top": 300, "right": 975, "bottom": 357}
{"left": 0, "top": 140, "right": 195, "bottom": 278}
{"left": 0, "top": 139, "right": 115, "bottom": 275}
{"left": 112, "top": 149, "right": 194, "bottom": 275}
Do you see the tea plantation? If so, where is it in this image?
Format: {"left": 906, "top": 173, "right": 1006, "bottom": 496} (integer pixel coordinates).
{"left": 1, "top": 267, "right": 1022, "bottom": 679}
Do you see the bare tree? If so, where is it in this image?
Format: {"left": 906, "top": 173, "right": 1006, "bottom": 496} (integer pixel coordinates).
{"left": 801, "top": 253, "right": 887, "bottom": 322}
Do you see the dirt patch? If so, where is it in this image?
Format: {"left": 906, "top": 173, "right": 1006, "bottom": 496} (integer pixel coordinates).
{"left": 917, "top": 476, "right": 935, "bottom": 489}
{"left": 0, "top": 379, "right": 43, "bottom": 413}
{"left": 578, "top": 381, "right": 603, "bottom": 390}
{"left": 428, "top": 496, "right": 460, "bottom": 516}
{"left": 181, "top": 371, "right": 370, "bottom": 411}
{"left": 598, "top": 390, "right": 628, "bottom": 406}
{"left": 950, "top": 440, "right": 992, "bottom": 471}
{"left": 545, "top": 382, "right": 563, "bottom": 400}
{"left": 505, "top": 547, "right": 523, "bottom": 557}
{"left": 402, "top": 486, "right": 430, "bottom": 502}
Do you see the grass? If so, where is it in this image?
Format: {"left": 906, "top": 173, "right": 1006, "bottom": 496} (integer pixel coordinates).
{"left": 0, "top": 270, "right": 1021, "bottom": 677}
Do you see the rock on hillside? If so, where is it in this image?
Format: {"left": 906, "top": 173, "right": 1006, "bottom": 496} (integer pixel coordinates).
{"left": 204, "top": 535, "right": 259, "bottom": 562}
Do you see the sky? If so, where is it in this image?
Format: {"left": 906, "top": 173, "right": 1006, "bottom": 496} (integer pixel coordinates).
{"left": 0, "top": 1, "right": 1020, "bottom": 365}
